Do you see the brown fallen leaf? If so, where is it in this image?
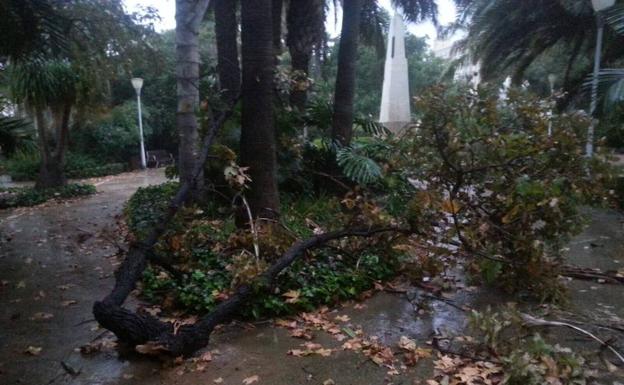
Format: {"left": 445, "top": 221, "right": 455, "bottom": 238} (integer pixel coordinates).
{"left": 323, "top": 380, "right": 335, "bottom": 385}
{"left": 135, "top": 342, "right": 167, "bottom": 355}
{"left": 288, "top": 349, "right": 309, "bottom": 357}
{"left": 289, "top": 328, "right": 313, "bottom": 340}
{"left": 24, "top": 346, "right": 42, "bottom": 356}
{"left": 242, "top": 374, "right": 259, "bottom": 384}
{"left": 282, "top": 290, "right": 301, "bottom": 304}
{"left": 315, "top": 348, "right": 332, "bottom": 357}
{"left": 31, "top": 312, "right": 54, "bottom": 321}
{"left": 334, "top": 315, "right": 350, "bottom": 323}
{"left": 60, "top": 300, "right": 77, "bottom": 307}
{"left": 199, "top": 351, "right": 213, "bottom": 362}
{"left": 274, "top": 319, "right": 297, "bottom": 329}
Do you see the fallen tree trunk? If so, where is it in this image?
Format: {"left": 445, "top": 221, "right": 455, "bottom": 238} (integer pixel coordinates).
{"left": 560, "top": 265, "right": 624, "bottom": 285}
{"left": 95, "top": 226, "right": 408, "bottom": 356}
{"left": 93, "top": 101, "right": 237, "bottom": 354}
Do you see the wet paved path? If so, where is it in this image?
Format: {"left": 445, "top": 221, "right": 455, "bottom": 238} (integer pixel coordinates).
{"left": 0, "top": 170, "right": 167, "bottom": 385}
{"left": 0, "top": 170, "right": 622, "bottom": 384}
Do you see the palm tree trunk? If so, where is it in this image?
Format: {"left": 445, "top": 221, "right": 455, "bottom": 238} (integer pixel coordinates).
{"left": 35, "top": 105, "right": 70, "bottom": 189}
{"left": 272, "top": 0, "right": 283, "bottom": 59}
{"left": 289, "top": 49, "right": 310, "bottom": 110}
{"left": 214, "top": 0, "right": 240, "bottom": 104}
{"left": 331, "top": 0, "right": 364, "bottom": 146}
{"left": 176, "top": 0, "right": 211, "bottom": 193}
{"left": 240, "top": 0, "right": 280, "bottom": 219}
{"left": 286, "top": 0, "right": 324, "bottom": 111}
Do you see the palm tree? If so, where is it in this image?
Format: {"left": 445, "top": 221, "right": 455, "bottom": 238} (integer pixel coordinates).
{"left": 176, "top": 0, "right": 211, "bottom": 193}
{"left": 331, "top": 0, "right": 365, "bottom": 146}
{"left": 9, "top": 59, "right": 77, "bottom": 188}
{"left": 0, "top": 0, "right": 70, "bottom": 61}
{"left": 240, "top": 0, "right": 280, "bottom": 218}
{"left": 286, "top": 0, "right": 325, "bottom": 110}
{"left": 593, "top": 5, "right": 624, "bottom": 108}
{"left": 454, "top": 0, "right": 624, "bottom": 93}
{"left": 214, "top": 0, "right": 240, "bottom": 104}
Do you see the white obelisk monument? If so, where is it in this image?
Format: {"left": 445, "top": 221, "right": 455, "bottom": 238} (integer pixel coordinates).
{"left": 379, "top": 13, "right": 411, "bottom": 132}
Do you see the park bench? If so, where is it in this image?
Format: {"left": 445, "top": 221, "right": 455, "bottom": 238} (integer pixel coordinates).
{"left": 146, "top": 150, "right": 175, "bottom": 168}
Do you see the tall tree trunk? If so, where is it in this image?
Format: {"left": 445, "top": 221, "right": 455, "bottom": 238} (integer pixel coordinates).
{"left": 176, "top": 0, "right": 211, "bottom": 193}
{"left": 272, "top": 0, "right": 283, "bottom": 60}
{"left": 35, "top": 104, "right": 71, "bottom": 189}
{"left": 214, "top": 0, "right": 240, "bottom": 104}
{"left": 286, "top": 0, "right": 324, "bottom": 111}
{"left": 240, "top": 0, "right": 280, "bottom": 219}
{"left": 331, "top": 0, "right": 364, "bottom": 146}
{"left": 289, "top": 49, "right": 310, "bottom": 110}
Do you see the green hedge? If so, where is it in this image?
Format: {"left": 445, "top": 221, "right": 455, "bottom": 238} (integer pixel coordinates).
{"left": 3, "top": 152, "right": 126, "bottom": 181}
{"left": 0, "top": 183, "right": 96, "bottom": 209}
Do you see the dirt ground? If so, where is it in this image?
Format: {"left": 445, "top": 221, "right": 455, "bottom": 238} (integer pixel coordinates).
{"left": 0, "top": 169, "right": 623, "bottom": 385}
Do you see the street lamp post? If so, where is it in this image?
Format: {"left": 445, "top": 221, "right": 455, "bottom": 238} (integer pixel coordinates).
{"left": 131, "top": 77, "right": 147, "bottom": 169}
{"left": 547, "top": 73, "right": 556, "bottom": 136}
{"left": 587, "top": 0, "right": 615, "bottom": 157}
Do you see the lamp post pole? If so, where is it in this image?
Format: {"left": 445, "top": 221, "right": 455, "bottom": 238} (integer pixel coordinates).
{"left": 131, "top": 78, "right": 147, "bottom": 169}
{"left": 548, "top": 73, "right": 556, "bottom": 137}
{"left": 587, "top": 0, "right": 615, "bottom": 157}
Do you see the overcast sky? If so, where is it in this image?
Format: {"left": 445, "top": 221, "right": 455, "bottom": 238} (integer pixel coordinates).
{"left": 123, "top": 0, "right": 457, "bottom": 45}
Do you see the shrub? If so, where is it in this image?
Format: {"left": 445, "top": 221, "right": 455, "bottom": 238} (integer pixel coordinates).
{"left": 125, "top": 182, "right": 180, "bottom": 239}
{"left": 0, "top": 183, "right": 96, "bottom": 209}
{"left": 390, "top": 85, "right": 617, "bottom": 300}
{"left": 127, "top": 184, "right": 401, "bottom": 318}
{"left": 3, "top": 151, "right": 125, "bottom": 181}
{"left": 71, "top": 100, "right": 152, "bottom": 163}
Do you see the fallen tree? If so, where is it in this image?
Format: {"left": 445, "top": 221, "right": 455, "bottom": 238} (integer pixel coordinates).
{"left": 95, "top": 226, "right": 408, "bottom": 356}
{"left": 92, "top": 96, "right": 413, "bottom": 356}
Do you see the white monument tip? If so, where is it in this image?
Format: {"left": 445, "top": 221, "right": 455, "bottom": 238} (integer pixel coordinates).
{"left": 379, "top": 13, "right": 411, "bottom": 132}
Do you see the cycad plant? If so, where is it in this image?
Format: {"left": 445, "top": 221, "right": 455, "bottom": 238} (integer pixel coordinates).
{"left": 9, "top": 59, "right": 78, "bottom": 188}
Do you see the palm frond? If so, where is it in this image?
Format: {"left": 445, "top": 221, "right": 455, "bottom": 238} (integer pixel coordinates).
{"left": 606, "top": 4, "right": 624, "bottom": 35}
{"left": 391, "top": 0, "right": 438, "bottom": 24}
{"left": 354, "top": 115, "right": 390, "bottom": 136}
{"left": 336, "top": 146, "right": 382, "bottom": 185}
{"left": 0, "top": 116, "right": 35, "bottom": 155}
{"left": 359, "top": 1, "right": 389, "bottom": 58}
{"left": 583, "top": 69, "right": 624, "bottom": 109}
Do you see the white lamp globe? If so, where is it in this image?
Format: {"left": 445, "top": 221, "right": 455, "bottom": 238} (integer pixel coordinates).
{"left": 591, "top": 0, "right": 615, "bottom": 12}
{"left": 131, "top": 77, "right": 144, "bottom": 91}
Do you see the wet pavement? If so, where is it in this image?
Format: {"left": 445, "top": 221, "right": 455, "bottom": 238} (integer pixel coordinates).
{"left": 0, "top": 170, "right": 623, "bottom": 384}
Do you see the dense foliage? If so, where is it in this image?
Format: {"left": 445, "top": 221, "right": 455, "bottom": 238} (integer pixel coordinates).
{"left": 390, "top": 85, "right": 617, "bottom": 300}
{"left": 127, "top": 185, "right": 401, "bottom": 318}
{"left": 0, "top": 183, "right": 95, "bottom": 209}
{"left": 1, "top": 151, "right": 124, "bottom": 181}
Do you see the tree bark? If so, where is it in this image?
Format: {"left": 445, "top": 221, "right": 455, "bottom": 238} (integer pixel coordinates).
{"left": 286, "top": 0, "right": 324, "bottom": 111}
{"left": 240, "top": 0, "right": 280, "bottom": 219}
{"left": 34, "top": 104, "right": 71, "bottom": 189}
{"left": 289, "top": 49, "right": 310, "bottom": 110}
{"left": 95, "top": 223, "right": 405, "bottom": 356}
{"left": 272, "top": 0, "right": 283, "bottom": 59}
{"left": 176, "top": 0, "right": 211, "bottom": 193}
{"left": 214, "top": 0, "right": 240, "bottom": 105}
{"left": 331, "top": 0, "right": 364, "bottom": 146}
